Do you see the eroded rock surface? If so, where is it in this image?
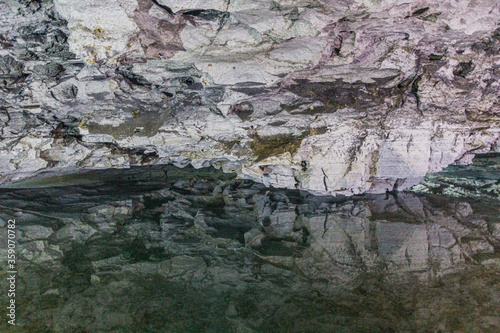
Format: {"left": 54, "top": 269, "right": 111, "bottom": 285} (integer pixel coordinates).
{"left": 412, "top": 152, "right": 500, "bottom": 199}
{"left": 1, "top": 0, "right": 500, "bottom": 194}
{"left": 0, "top": 166, "right": 499, "bottom": 332}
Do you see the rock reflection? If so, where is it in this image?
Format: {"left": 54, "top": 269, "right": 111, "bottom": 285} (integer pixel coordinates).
{"left": 0, "top": 166, "right": 499, "bottom": 332}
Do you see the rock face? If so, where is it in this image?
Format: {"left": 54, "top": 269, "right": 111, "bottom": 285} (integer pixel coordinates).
{"left": 1, "top": 0, "right": 500, "bottom": 194}
{"left": 413, "top": 152, "right": 500, "bottom": 199}
{"left": 1, "top": 166, "right": 500, "bottom": 332}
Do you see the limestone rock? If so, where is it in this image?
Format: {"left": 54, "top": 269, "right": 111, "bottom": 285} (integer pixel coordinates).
{"left": 1, "top": 0, "right": 500, "bottom": 195}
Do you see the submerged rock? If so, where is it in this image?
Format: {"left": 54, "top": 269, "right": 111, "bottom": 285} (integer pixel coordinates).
{"left": 0, "top": 166, "right": 499, "bottom": 332}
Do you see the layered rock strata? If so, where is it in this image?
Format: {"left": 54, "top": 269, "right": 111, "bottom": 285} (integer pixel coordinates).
{"left": 1, "top": 0, "right": 500, "bottom": 194}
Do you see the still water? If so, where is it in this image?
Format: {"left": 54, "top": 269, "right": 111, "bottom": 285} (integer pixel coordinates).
{"left": 0, "top": 164, "right": 499, "bottom": 332}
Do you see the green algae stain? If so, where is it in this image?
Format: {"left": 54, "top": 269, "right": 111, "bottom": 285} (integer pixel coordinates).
{"left": 87, "top": 110, "right": 172, "bottom": 140}
{"left": 250, "top": 127, "right": 327, "bottom": 161}
{"left": 250, "top": 134, "right": 304, "bottom": 161}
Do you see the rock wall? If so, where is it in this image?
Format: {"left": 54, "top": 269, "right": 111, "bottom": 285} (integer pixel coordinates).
{"left": 1, "top": 0, "right": 500, "bottom": 194}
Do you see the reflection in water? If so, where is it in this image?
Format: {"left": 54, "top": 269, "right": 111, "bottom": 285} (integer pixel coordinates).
{"left": 0, "top": 165, "right": 499, "bottom": 332}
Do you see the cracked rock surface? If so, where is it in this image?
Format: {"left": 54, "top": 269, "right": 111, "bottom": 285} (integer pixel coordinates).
{"left": 1, "top": 0, "right": 500, "bottom": 194}
{"left": 412, "top": 152, "right": 500, "bottom": 199}
{"left": 0, "top": 165, "right": 499, "bottom": 332}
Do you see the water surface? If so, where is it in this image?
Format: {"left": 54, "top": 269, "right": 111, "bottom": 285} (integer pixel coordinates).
{"left": 1, "top": 164, "right": 499, "bottom": 332}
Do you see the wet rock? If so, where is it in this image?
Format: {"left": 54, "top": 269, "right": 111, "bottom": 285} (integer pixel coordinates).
{"left": 52, "top": 223, "right": 97, "bottom": 243}
{"left": 0, "top": 167, "right": 499, "bottom": 332}
{"left": 159, "top": 255, "right": 207, "bottom": 278}
{"left": 456, "top": 202, "right": 473, "bottom": 218}
{"left": 20, "top": 225, "right": 53, "bottom": 241}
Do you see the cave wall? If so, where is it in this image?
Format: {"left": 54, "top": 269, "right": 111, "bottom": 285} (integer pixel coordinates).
{"left": 1, "top": 0, "right": 499, "bottom": 194}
